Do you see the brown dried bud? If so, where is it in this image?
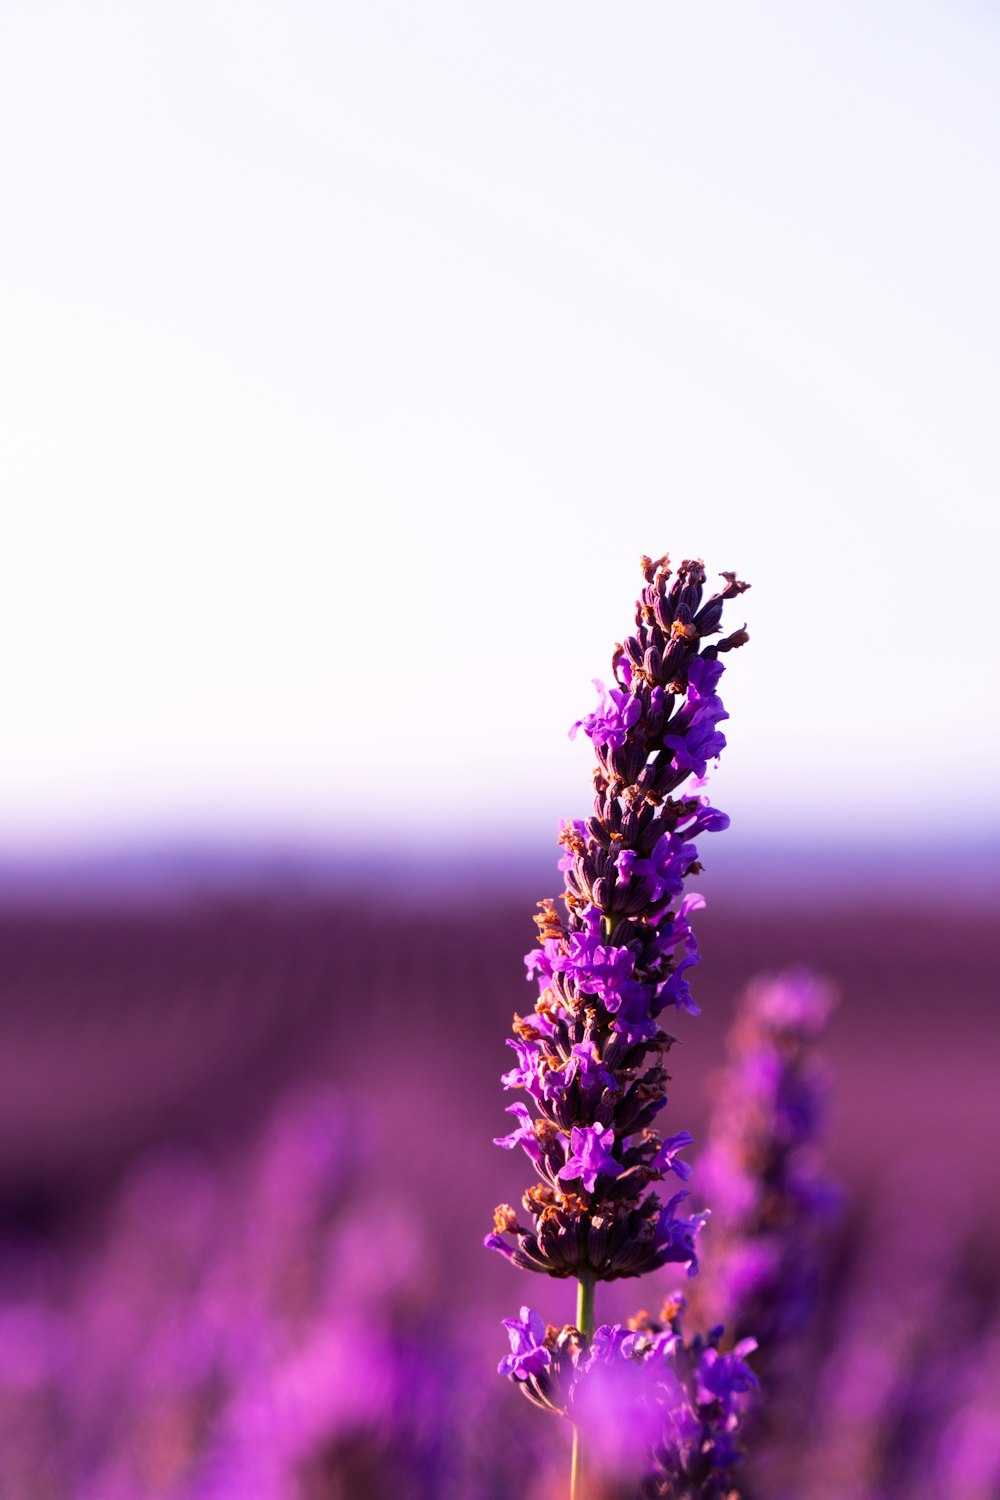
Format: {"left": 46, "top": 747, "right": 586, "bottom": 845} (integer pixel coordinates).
{"left": 525, "top": 1183, "right": 556, "bottom": 1213}
{"left": 659, "top": 1292, "right": 686, "bottom": 1324}
{"left": 533, "top": 897, "right": 565, "bottom": 943}
{"left": 640, "top": 552, "right": 671, "bottom": 583}
{"left": 556, "top": 822, "right": 586, "bottom": 857}
{"left": 535, "top": 990, "right": 559, "bottom": 1023}
{"left": 493, "top": 1204, "right": 520, "bottom": 1234}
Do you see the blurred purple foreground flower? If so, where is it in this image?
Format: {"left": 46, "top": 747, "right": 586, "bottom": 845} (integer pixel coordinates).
{"left": 486, "top": 555, "right": 755, "bottom": 1496}
{"left": 504, "top": 1294, "right": 758, "bottom": 1500}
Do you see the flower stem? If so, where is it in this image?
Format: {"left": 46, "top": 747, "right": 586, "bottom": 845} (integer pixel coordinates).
{"left": 571, "top": 1275, "right": 596, "bottom": 1500}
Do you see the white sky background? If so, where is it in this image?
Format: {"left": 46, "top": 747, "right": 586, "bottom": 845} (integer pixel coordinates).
{"left": 1, "top": 0, "right": 998, "bottom": 856}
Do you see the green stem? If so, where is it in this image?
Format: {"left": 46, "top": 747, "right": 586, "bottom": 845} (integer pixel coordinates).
{"left": 570, "top": 1276, "right": 596, "bottom": 1500}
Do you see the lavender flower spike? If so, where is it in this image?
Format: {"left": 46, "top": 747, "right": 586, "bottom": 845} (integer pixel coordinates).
{"left": 486, "top": 555, "right": 750, "bottom": 1497}
{"left": 693, "top": 968, "right": 840, "bottom": 1356}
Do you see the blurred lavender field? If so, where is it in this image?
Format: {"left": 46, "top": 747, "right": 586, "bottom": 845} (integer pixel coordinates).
{"left": 1, "top": 856, "right": 998, "bottom": 1499}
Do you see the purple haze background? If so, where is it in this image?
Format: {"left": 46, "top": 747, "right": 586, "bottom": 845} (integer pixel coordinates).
{"left": 0, "top": 848, "right": 998, "bottom": 1499}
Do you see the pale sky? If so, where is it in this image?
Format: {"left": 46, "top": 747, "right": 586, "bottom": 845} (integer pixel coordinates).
{"left": 1, "top": 0, "right": 998, "bottom": 855}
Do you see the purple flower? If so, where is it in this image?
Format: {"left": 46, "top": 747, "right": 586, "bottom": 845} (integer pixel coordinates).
{"left": 618, "top": 831, "right": 698, "bottom": 906}
{"left": 558, "top": 1125, "right": 624, "bottom": 1192}
{"left": 587, "top": 1323, "right": 636, "bottom": 1364}
{"left": 650, "top": 893, "right": 704, "bottom": 961}
{"left": 638, "top": 1310, "right": 759, "bottom": 1495}
{"left": 656, "top": 943, "right": 702, "bottom": 1017}
{"left": 653, "top": 1192, "right": 708, "bottom": 1274}
{"left": 663, "top": 716, "right": 728, "bottom": 778}
{"left": 492, "top": 1103, "right": 544, "bottom": 1171}
{"left": 608, "top": 983, "right": 660, "bottom": 1043}
{"left": 553, "top": 907, "right": 640, "bottom": 1001}
{"left": 676, "top": 794, "right": 731, "bottom": 837}
{"left": 696, "top": 1340, "right": 760, "bottom": 1410}
{"left": 541, "top": 1043, "right": 617, "bottom": 1105}
{"left": 652, "top": 1130, "right": 694, "bottom": 1182}
{"left": 524, "top": 937, "right": 563, "bottom": 990}
{"left": 570, "top": 679, "right": 642, "bottom": 750}
{"left": 498, "top": 1307, "right": 551, "bottom": 1380}
{"left": 501, "top": 1038, "right": 541, "bottom": 1094}
{"left": 685, "top": 652, "right": 727, "bottom": 701}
